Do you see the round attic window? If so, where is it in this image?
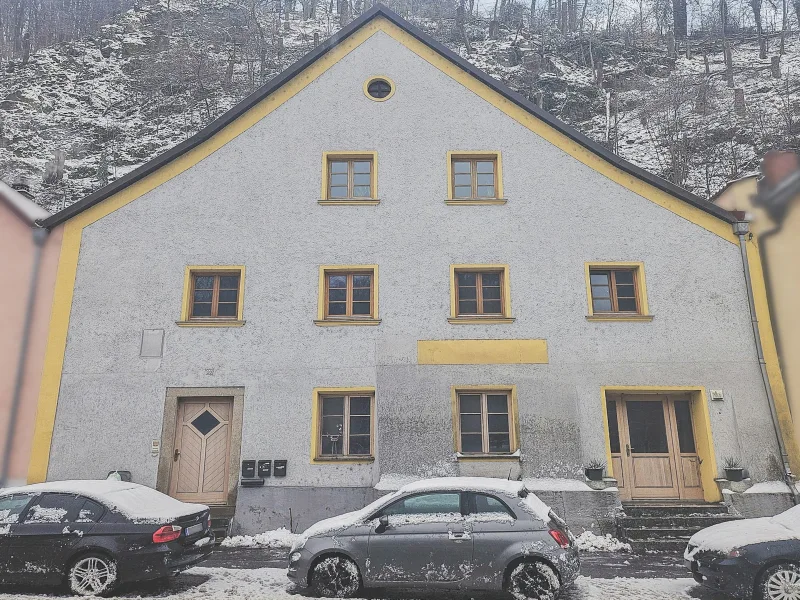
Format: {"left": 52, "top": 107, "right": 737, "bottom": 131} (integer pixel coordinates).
{"left": 364, "top": 77, "right": 395, "bottom": 101}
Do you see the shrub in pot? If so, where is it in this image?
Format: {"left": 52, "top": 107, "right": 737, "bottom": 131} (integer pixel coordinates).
{"left": 724, "top": 457, "right": 744, "bottom": 482}
{"left": 584, "top": 459, "right": 606, "bottom": 482}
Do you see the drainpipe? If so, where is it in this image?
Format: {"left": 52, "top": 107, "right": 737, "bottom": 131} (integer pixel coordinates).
{"left": 1, "top": 226, "right": 49, "bottom": 488}
{"left": 734, "top": 219, "right": 799, "bottom": 505}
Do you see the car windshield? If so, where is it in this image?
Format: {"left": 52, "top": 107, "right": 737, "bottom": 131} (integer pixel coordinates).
{"left": 771, "top": 504, "right": 800, "bottom": 531}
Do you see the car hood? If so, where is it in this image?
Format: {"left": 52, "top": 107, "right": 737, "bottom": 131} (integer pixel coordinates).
{"left": 686, "top": 517, "right": 799, "bottom": 556}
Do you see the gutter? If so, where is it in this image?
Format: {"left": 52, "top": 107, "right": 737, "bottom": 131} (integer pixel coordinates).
{"left": 1, "top": 225, "right": 49, "bottom": 487}
{"left": 734, "top": 220, "right": 799, "bottom": 504}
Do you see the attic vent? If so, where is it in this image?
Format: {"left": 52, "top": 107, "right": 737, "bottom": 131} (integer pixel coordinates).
{"left": 364, "top": 77, "right": 395, "bottom": 101}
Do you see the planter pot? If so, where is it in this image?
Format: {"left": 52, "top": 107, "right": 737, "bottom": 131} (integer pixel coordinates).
{"left": 725, "top": 468, "right": 744, "bottom": 482}
{"left": 585, "top": 468, "right": 604, "bottom": 482}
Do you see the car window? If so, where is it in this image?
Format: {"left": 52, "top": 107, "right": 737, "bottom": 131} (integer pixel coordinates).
{"left": 23, "top": 493, "right": 85, "bottom": 524}
{"left": 0, "top": 495, "right": 34, "bottom": 525}
{"left": 76, "top": 499, "right": 105, "bottom": 523}
{"left": 381, "top": 493, "right": 462, "bottom": 516}
{"left": 471, "top": 493, "right": 515, "bottom": 518}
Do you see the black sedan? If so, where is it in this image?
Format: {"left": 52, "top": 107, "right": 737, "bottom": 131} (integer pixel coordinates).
{"left": 0, "top": 480, "right": 214, "bottom": 596}
{"left": 685, "top": 503, "right": 800, "bottom": 600}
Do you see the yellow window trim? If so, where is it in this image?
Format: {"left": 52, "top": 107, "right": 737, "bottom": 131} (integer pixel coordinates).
{"left": 179, "top": 266, "right": 246, "bottom": 324}
{"left": 600, "top": 386, "right": 721, "bottom": 503}
{"left": 29, "top": 16, "right": 795, "bottom": 484}
{"left": 311, "top": 387, "right": 376, "bottom": 464}
{"left": 363, "top": 75, "right": 396, "bottom": 102}
{"left": 446, "top": 151, "right": 504, "bottom": 201}
{"left": 321, "top": 151, "right": 378, "bottom": 201}
{"left": 450, "top": 385, "right": 520, "bottom": 455}
{"left": 316, "top": 265, "right": 379, "bottom": 325}
{"left": 584, "top": 261, "right": 650, "bottom": 318}
{"left": 446, "top": 199, "right": 507, "bottom": 206}
{"left": 318, "top": 200, "right": 380, "bottom": 206}
{"left": 449, "top": 264, "right": 511, "bottom": 321}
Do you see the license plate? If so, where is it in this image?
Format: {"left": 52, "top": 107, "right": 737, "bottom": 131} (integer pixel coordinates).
{"left": 185, "top": 523, "right": 203, "bottom": 536}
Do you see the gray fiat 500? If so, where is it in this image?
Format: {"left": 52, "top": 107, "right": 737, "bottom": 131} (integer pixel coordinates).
{"left": 287, "top": 477, "right": 579, "bottom": 599}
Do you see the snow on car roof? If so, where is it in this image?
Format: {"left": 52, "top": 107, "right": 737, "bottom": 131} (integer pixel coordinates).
{"left": 1, "top": 480, "right": 207, "bottom": 524}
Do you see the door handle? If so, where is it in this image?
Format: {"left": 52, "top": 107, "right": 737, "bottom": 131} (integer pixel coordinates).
{"left": 174, "top": 448, "right": 181, "bottom": 462}
{"left": 448, "top": 531, "right": 470, "bottom": 541}
{"left": 625, "top": 444, "right": 631, "bottom": 457}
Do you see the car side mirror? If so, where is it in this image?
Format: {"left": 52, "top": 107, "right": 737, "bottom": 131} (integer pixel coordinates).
{"left": 375, "top": 514, "right": 389, "bottom": 534}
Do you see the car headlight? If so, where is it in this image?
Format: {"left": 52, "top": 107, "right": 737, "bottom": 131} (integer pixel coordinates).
{"left": 290, "top": 552, "right": 302, "bottom": 563}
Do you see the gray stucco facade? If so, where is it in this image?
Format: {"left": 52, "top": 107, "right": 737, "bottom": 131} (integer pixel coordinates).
{"left": 46, "top": 24, "right": 789, "bottom": 533}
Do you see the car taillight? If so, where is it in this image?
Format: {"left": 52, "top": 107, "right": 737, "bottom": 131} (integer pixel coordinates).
{"left": 207, "top": 514, "right": 212, "bottom": 529}
{"left": 153, "top": 525, "right": 182, "bottom": 543}
{"left": 549, "top": 529, "right": 570, "bottom": 549}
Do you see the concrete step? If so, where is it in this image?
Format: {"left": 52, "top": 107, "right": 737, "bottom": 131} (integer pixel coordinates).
{"left": 622, "top": 527, "right": 696, "bottom": 541}
{"left": 622, "top": 503, "right": 729, "bottom": 517}
{"left": 628, "top": 538, "right": 691, "bottom": 554}
{"left": 618, "top": 514, "right": 740, "bottom": 529}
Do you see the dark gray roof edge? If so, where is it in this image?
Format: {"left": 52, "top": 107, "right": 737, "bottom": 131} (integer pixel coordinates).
{"left": 41, "top": 3, "right": 736, "bottom": 228}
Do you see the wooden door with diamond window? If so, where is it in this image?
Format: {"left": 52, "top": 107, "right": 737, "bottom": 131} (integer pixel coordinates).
{"left": 169, "top": 398, "right": 233, "bottom": 504}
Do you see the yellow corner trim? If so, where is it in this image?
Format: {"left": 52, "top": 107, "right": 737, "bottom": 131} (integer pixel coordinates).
{"left": 363, "top": 75, "right": 396, "bottom": 102}
{"left": 175, "top": 320, "right": 246, "bottom": 328}
{"left": 600, "top": 386, "right": 721, "bottom": 502}
{"left": 310, "top": 387, "right": 376, "bottom": 464}
{"left": 418, "top": 339, "right": 548, "bottom": 365}
{"left": 449, "top": 264, "right": 511, "bottom": 319}
{"left": 448, "top": 317, "right": 516, "bottom": 324}
{"left": 584, "top": 262, "right": 650, "bottom": 317}
{"left": 446, "top": 151, "right": 504, "bottom": 200}
{"left": 321, "top": 151, "right": 378, "bottom": 200}
{"left": 316, "top": 265, "right": 379, "bottom": 321}
{"left": 445, "top": 199, "right": 508, "bottom": 205}
{"left": 180, "top": 265, "right": 246, "bottom": 322}
{"left": 318, "top": 199, "right": 380, "bottom": 206}
{"left": 450, "top": 385, "right": 520, "bottom": 454}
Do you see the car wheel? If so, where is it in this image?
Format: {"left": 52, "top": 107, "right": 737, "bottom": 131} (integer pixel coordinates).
{"left": 506, "top": 560, "right": 561, "bottom": 600}
{"left": 68, "top": 553, "right": 118, "bottom": 597}
{"left": 760, "top": 563, "right": 800, "bottom": 600}
{"left": 309, "top": 555, "right": 361, "bottom": 598}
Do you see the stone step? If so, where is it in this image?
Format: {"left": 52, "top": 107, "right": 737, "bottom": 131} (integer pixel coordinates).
{"left": 621, "top": 526, "right": 696, "bottom": 541}
{"left": 618, "top": 514, "right": 741, "bottom": 529}
{"left": 622, "top": 503, "right": 729, "bottom": 517}
{"left": 628, "top": 538, "right": 692, "bottom": 554}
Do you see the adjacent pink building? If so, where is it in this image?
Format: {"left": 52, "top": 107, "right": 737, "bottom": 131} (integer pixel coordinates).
{"left": 0, "top": 183, "right": 62, "bottom": 486}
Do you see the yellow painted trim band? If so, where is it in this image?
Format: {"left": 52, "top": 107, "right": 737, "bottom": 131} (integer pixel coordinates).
{"left": 310, "top": 387, "right": 376, "bottom": 464}
{"left": 418, "top": 339, "right": 548, "bottom": 365}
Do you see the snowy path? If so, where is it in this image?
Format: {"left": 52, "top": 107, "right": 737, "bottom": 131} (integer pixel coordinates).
{"left": 0, "top": 567, "right": 721, "bottom": 599}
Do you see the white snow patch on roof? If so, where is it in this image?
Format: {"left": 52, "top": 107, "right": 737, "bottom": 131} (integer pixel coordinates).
{"left": 743, "top": 481, "right": 792, "bottom": 494}
{"left": 687, "top": 505, "right": 800, "bottom": 554}
{"left": 2, "top": 480, "right": 207, "bottom": 524}
{"left": 523, "top": 478, "right": 593, "bottom": 491}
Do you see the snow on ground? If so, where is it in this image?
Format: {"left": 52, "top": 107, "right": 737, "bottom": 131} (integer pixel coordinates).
{"left": 576, "top": 531, "right": 632, "bottom": 553}
{"left": 743, "top": 480, "right": 792, "bottom": 493}
{"left": 0, "top": 568, "right": 702, "bottom": 599}
{"left": 220, "top": 527, "right": 299, "bottom": 549}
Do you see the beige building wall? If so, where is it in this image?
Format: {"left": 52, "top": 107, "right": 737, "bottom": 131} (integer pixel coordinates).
{"left": 0, "top": 197, "right": 62, "bottom": 485}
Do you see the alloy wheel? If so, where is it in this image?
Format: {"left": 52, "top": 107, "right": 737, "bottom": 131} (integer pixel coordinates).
{"left": 311, "top": 555, "right": 361, "bottom": 598}
{"left": 507, "top": 561, "right": 561, "bottom": 600}
{"left": 766, "top": 567, "right": 800, "bottom": 600}
{"left": 69, "top": 555, "right": 117, "bottom": 596}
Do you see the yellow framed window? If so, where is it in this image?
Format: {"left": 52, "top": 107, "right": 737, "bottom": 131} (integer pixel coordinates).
{"left": 179, "top": 266, "right": 245, "bottom": 326}
{"left": 321, "top": 152, "right": 378, "bottom": 202}
{"left": 584, "top": 262, "right": 650, "bottom": 320}
{"left": 447, "top": 152, "right": 504, "bottom": 203}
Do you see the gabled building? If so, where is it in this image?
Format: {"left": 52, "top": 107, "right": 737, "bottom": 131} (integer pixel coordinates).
{"left": 29, "top": 5, "right": 798, "bottom": 534}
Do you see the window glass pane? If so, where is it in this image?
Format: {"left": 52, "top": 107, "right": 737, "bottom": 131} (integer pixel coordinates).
{"left": 592, "top": 285, "right": 610, "bottom": 299}
{"left": 329, "top": 275, "right": 347, "bottom": 288}
{"left": 352, "top": 301, "right": 371, "bottom": 315}
{"left": 488, "top": 434, "right": 511, "bottom": 453}
{"left": 217, "top": 303, "right": 237, "bottom": 317}
{"left": 352, "top": 288, "right": 370, "bottom": 301}
{"left": 614, "top": 270, "right": 635, "bottom": 285}
{"left": 454, "top": 161, "right": 471, "bottom": 174}
{"left": 617, "top": 298, "right": 638, "bottom": 312}
{"left": 460, "top": 414, "right": 482, "bottom": 433}
{"left": 24, "top": 494, "right": 82, "bottom": 524}
{"left": 218, "top": 289, "right": 238, "bottom": 303}
{"left": 0, "top": 495, "right": 32, "bottom": 524}
{"left": 219, "top": 276, "right": 239, "bottom": 289}
{"left": 461, "top": 434, "right": 483, "bottom": 453}
{"left": 353, "top": 275, "right": 371, "bottom": 288}
{"left": 458, "top": 286, "right": 477, "bottom": 300}
{"left": 476, "top": 161, "right": 495, "bottom": 173}
{"left": 473, "top": 494, "right": 512, "bottom": 515}
{"left": 353, "top": 161, "right": 371, "bottom": 174}
{"left": 192, "top": 303, "right": 212, "bottom": 317}
{"left": 626, "top": 401, "right": 669, "bottom": 454}
{"left": 385, "top": 493, "right": 462, "bottom": 516}
{"left": 458, "top": 272, "right": 477, "bottom": 286}
{"left": 194, "top": 276, "right": 214, "bottom": 289}
{"left": 482, "top": 286, "right": 501, "bottom": 300}
{"left": 328, "top": 302, "right": 347, "bottom": 315}
{"left": 616, "top": 284, "right": 636, "bottom": 298}
{"left": 482, "top": 300, "right": 502, "bottom": 314}
{"left": 488, "top": 414, "right": 509, "bottom": 433}
{"left": 328, "top": 288, "right": 347, "bottom": 302}
{"left": 454, "top": 186, "right": 473, "bottom": 198}
{"left": 607, "top": 400, "right": 621, "bottom": 454}
{"left": 477, "top": 186, "right": 495, "bottom": 197}
{"left": 590, "top": 273, "right": 609, "bottom": 286}
{"left": 674, "top": 400, "right": 696, "bottom": 453}
{"left": 321, "top": 416, "right": 343, "bottom": 435}
{"left": 459, "top": 300, "right": 478, "bottom": 314}
{"left": 487, "top": 394, "right": 508, "bottom": 413}
{"left": 350, "top": 397, "right": 371, "bottom": 415}
{"left": 353, "top": 173, "right": 371, "bottom": 185}
{"left": 330, "top": 173, "right": 348, "bottom": 186}
{"left": 77, "top": 499, "right": 105, "bottom": 523}
{"left": 352, "top": 186, "right": 371, "bottom": 197}
{"left": 329, "top": 186, "right": 348, "bottom": 198}
{"left": 349, "top": 435, "right": 371, "bottom": 455}
{"left": 330, "top": 161, "right": 348, "bottom": 174}
{"left": 593, "top": 299, "right": 612, "bottom": 312}
{"left": 322, "top": 397, "right": 344, "bottom": 415}
{"left": 321, "top": 436, "right": 343, "bottom": 455}
{"left": 350, "top": 415, "right": 371, "bottom": 435}
{"left": 481, "top": 272, "right": 500, "bottom": 286}
{"left": 454, "top": 173, "right": 471, "bottom": 186}
{"left": 477, "top": 173, "right": 494, "bottom": 185}
{"left": 193, "top": 289, "right": 212, "bottom": 302}
{"left": 459, "top": 394, "right": 481, "bottom": 414}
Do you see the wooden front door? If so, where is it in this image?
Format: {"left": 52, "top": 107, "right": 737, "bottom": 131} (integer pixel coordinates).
{"left": 609, "top": 394, "right": 704, "bottom": 501}
{"left": 169, "top": 398, "right": 233, "bottom": 505}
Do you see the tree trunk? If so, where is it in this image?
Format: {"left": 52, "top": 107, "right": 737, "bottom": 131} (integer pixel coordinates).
{"left": 456, "top": 0, "right": 473, "bottom": 53}
{"left": 530, "top": 0, "right": 536, "bottom": 32}
{"left": 750, "top": 0, "right": 766, "bottom": 59}
{"left": 672, "top": 0, "right": 687, "bottom": 39}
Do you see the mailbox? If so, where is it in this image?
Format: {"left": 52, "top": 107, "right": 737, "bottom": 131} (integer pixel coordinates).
{"left": 274, "top": 460, "right": 287, "bottom": 477}
{"left": 241, "top": 460, "right": 256, "bottom": 479}
{"left": 258, "top": 460, "right": 272, "bottom": 478}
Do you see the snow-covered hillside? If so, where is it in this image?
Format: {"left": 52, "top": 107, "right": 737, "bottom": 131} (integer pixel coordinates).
{"left": 0, "top": 0, "right": 797, "bottom": 210}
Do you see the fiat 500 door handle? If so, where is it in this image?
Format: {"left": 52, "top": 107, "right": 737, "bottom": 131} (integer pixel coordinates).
{"left": 448, "top": 531, "right": 470, "bottom": 541}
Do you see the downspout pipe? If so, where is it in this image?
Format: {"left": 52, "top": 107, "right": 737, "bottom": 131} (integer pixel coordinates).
{"left": 735, "top": 220, "right": 799, "bottom": 504}
{"left": 1, "top": 226, "right": 49, "bottom": 488}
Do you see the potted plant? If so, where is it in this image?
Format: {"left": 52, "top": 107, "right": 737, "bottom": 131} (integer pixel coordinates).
{"left": 584, "top": 459, "right": 606, "bottom": 482}
{"left": 724, "top": 457, "right": 744, "bottom": 482}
